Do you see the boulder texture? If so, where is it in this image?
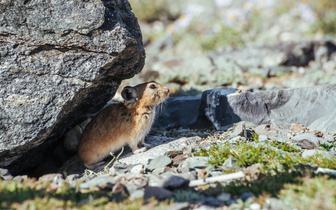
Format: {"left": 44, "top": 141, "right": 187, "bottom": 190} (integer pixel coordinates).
{"left": 0, "top": 0, "right": 145, "bottom": 174}
{"left": 157, "top": 85, "right": 336, "bottom": 133}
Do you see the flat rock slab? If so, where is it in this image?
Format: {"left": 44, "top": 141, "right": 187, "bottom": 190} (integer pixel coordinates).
{"left": 157, "top": 85, "right": 336, "bottom": 133}
{"left": 0, "top": 0, "right": 145, "bottom": 174}
{"left": 119, "top": 136, "right": 202, "bottom": 166}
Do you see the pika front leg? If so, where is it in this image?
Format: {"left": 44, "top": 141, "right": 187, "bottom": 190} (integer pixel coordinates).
{"left": 141, "top": 138, "right": 151, "bottom": 148}
{"left": 129, "top": 141, "right": 147, "bottom": 154}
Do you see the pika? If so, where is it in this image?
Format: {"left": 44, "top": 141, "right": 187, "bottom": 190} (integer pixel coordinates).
{"left": 78, "top": 81, "right": 169, "bottom": 169}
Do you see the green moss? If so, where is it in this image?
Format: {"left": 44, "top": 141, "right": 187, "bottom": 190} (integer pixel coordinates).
{"left": 194, "top": 139, "right": 336, "bottom": 173}
{"left": 279, "top": 175, "right": 336, "bottom": 210}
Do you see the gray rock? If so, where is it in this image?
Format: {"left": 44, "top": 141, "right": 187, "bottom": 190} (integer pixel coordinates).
{"left": 144, "top": 186, "right": 173, "bottom": 200}
{"left": 240, "top": 192, "right": 255, "bottom": 202}
{"left": 38, "top": 173, "right": 64, "bottom": 185}
{"left": 162, "top": 175, "right": 189, "bottom": 190}
{"left": 254, "top": 124, "right": 279, "bottom": 139}
{"left": 258, "top": 135, "right": 268, "bottom": 141}
{"left": 147, "top": 155, "right": 172, "bottom": 171}
{"left": 167, "top": 202, "right": 190, "bottom": 210}
{"left": 155, "top": 96, "right": 201, "bottom": 129}
{"left": 291, "top": 133, "right": 321, "bottom": 145}
{"left": 192, "top": 85, "right": 336, "bottom": 132}
{"left": 65, "top": 174, "right": 81, "bottom": 187}
{"left": 0, "top": 0, "right": 145, "bottom": 174}
{"left": 250, "top": 203, "right": 261, "bottom": 210}
{"left": 179, "top": 157, "right": 210, "bottom": 169}
{"left": 216, "top": 193, "right": 231, "bottom": 202}
{"left": 79, "top": 175, "right": 116, "bottom": 189}
{"left": 295, "top": 139, "right": 317, "bottom": 150}
{"left": 119, "top": 136, "right": 202, "bottom": 166}
{"left": 0, "top": 168, "right": 13, "bottom": 181}
{"left": 130, "top": 189, "right": 145, "bottom": 199}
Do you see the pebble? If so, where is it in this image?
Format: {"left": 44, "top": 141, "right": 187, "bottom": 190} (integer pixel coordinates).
{"left": 179, "top": 157, "right": 209, "bottom": 169}
{"left": 258, "top": 135, "right": 268, "bottom": 141}
{"left": 291, "top": 133, "right": 321, "bottom": 145}
{"left": 79, "top": 175, "right": 115, "bottom": 189}
{"left": 130, "top": 164, "right": 145, "bottom": 174}
{"left": 144, "top": 186, "right": 173, "bottom": 200}
{"left": 147, "top": 155, "right": 172, "bottom": 170}
{"left": 250, "top": 203, "right": 261, "bottom": 210}
{"left": 216, "top": 192, "right": 231, "bottom": 202}
{"left": 162, "top": 175, "right": 189, "bottom": 190}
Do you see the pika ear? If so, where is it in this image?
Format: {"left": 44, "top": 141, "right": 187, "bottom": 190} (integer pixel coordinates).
{"left": 121, "top": 86, "right": 138, "bottom": 101}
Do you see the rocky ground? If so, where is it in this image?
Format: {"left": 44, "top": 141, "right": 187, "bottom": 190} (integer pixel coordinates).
{"left": 1, "top": 121, "right": 336, "bottom": 209}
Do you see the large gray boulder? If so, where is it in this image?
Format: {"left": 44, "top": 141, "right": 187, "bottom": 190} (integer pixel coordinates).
{"left": 195, "top": 85, "right": 336, "bottom": 132}
{"left": 156, "top": 85, "right": 336, "bottom": 133}
{"left": 0, "top": 0, "right": 145, "bottom": 174}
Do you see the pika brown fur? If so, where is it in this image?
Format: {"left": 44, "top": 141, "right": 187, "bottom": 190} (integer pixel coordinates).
{"left": 78, "top": 81, "right": 169, "bottom": 169}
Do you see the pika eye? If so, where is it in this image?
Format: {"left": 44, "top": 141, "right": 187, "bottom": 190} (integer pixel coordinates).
{"left": 149, "top": 84, "right": 156, "bottom": 89}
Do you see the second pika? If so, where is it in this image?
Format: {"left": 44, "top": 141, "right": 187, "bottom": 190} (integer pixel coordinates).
{"left": 78, "top": 81, "right": 169, "bottom": 169}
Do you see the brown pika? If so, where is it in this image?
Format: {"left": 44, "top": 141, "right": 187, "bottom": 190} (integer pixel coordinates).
{"left": 78, "top": 81, "right": 169, "bottom": 169}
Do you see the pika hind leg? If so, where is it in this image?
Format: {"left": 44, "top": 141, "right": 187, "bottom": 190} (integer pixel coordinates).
{"left": 84, "top": 161, "right": 106, "bottom": 170}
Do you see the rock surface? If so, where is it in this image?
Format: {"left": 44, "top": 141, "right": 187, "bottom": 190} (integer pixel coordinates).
{"left": 157, "top": 85, "right": 336, "bottom": 133}
{"left": 0, "top": 0, "right": 145, "bottom": 174}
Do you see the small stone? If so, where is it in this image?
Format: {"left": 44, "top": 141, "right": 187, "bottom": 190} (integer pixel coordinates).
{"left": 112, "top": 182, "right": 129, "bottom": 197}
{"left": 176, "top": 172, "right": 196, "bottom": 181}
{"left": 291, "top": 133, "right": 321, "bottom": 145}
{"left": 173, "top": 154, "right": 188, "bottom": 166}
{"left": 152, "top": 167, "right": 172, "bottom": 175}
{"left": 290, "top": 123, "right": 308, "bottom": 133}
{"left": 240, "top": 192, "right": 255, "bottom": 202}
{"left": 254, "top": 124, "right": 278, "bottom": 139}
{"left": 79, "top": 175, "right": 115, "bottom": 189}
{"left": 249, "top": 203, "right": 261, "bottom": 210}
{"left": 258, "top": 135, "right": 268, "bottom": 141}
{"left": 179, "top": 157, "right": 209, "bottom": 169}
{"left": 12, "top": 176, "right": 24, "bottom": 182}
{"left": 163, "top": 175, "right": 189, "bottom": 190}
{"left": 147, "top": 155, "right": 172, "bottom": 171}
{"left": 130, "top": 189, "right": 145, "bottom": 200}
{"left": 65, "top": 174, "right": 81, "bottom": 186}
{"left": 177, "top": 167, "right": 190, "bottom": 173}
{"left": 0, "top": 168, "right": 13, "bottom": 181}
{"left": 130, "top": 164, "right": 145, "bottom": 174}
{"left": 295, "top": 139, "right": 317, "bottom": 149}
{"left": 167, "top": 202, "right": 190, "bottom": 210}
{"left": 38, "top": 173, "right": 64, "bottom": 185}
{"left": 199, "top": 140, "right": 212, "bottom": 149}
{"left": 165, "top": 150, "right": 183, "bottom": 158}
{"left": 144, "top": 186, "right": 173, "bottom": 200}
{"left": 202, "top": 196, "right": 223, "bottom": 207}
{"left": 216, "top": 192, "right": 231, "bottom": 202}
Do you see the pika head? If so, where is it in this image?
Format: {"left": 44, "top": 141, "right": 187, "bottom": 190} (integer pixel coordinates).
{"left": 121, "top": 81, "right": 169, "bottom": 109}
{"left": 78, "top": 81, "right": 169, "bottom": 169}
